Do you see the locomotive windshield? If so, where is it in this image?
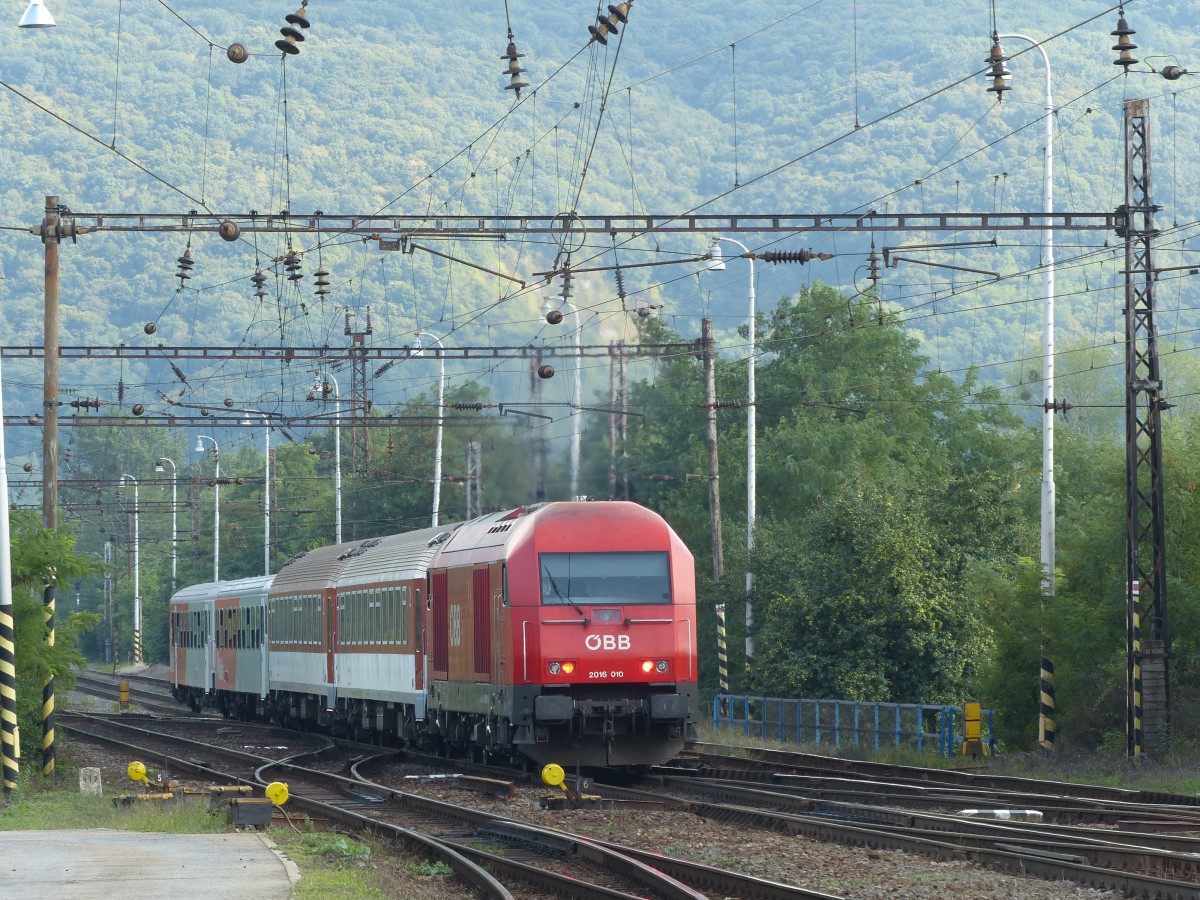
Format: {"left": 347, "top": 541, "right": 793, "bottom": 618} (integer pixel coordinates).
{"left": 539, "top": 551, "right": 671, "bottom": 606}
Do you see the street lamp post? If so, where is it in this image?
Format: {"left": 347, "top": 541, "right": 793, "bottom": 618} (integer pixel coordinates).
{"left": 193, "top": 435, "right": 220, "bottom": 582}
{"left": 154, "top": 457, "right": 177, "bottom": 596}
{"left": 119, "top": 474, "right": 140, "bottom": 664}
{"left": 311, "top": 373, "right": 343, "bottom": 544}
{"left": 412, "top": 333, "right": 446, "bottom": 526}
{"left": 999, "top": 32, "right": 1056, "bottom": 597}
{"left": 708, "top": 236, "right": 758, "bottom": 686}
{"left": 992, "top": 31, "right": 1057, "bottom": 748}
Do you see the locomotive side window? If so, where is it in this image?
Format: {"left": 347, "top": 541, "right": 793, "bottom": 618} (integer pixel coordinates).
{"left": 539, "top": 552, "right": 671, "bottom": 606}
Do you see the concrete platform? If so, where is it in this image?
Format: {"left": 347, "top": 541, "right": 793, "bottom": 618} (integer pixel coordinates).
{"left": 0, "top": 829, "right": 299, "bottom": 898}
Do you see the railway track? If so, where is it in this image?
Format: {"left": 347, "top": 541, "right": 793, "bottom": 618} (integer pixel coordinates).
{"left": 71, "top": 672, "right": 199, "bottom": 717}
{"left": 687, "top": 741, "right": 1200, "bottom": 810}
{"left": 70, "top": 678, "right": 1200, "bottom": 896}
{"left": 674, "top": 744, "right": 1200, "bottom": 827}
{"left": 617, "top": 747, "right": 1200, "bottom": 897}
{"left": 63, "top": 713, "right": 835, "bottom": 899}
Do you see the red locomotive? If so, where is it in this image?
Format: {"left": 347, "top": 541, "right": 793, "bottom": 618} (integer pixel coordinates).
{"left": 170, "top": 501, "right": 699, "bottom": 768}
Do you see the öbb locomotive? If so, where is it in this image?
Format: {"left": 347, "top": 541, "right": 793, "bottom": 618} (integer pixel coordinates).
{"left": 170, "top": 501, "right": 699, "bottom": 767}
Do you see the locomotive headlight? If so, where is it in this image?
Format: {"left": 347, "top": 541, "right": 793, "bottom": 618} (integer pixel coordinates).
{"left": 656, "top": 659, "right": 669, "bottom": 673}
{"left": 549, "top": 662, "right": 561, "bottom": 675}
{"left": 642, "top": 659, "right": 670, "bottom": 674}
{"left": 641, "top": 660, "right": 654, "bottom": 673}
{"left": 561, "top": 661, "right": 576, "bottom": 675}
{"left": 548, "top": 660, "right": 577, "bottom": 676}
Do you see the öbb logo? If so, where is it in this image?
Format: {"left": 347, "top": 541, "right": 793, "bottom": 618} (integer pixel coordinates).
{"left": 585, "top": 634, "right": 630, "bottom": 651}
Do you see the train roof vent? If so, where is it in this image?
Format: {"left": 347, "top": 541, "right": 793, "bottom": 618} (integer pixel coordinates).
{"left": 486, "top": 522, "right": 513, "bottom": 535}
{"left": 280, "top": 550, "right": 308, "bottom": 568}
{"left": 427, "top": 531, "right": 452, "bottom": 547}
{"left": 337, "top": 538, "right": 381, "bottom": 561}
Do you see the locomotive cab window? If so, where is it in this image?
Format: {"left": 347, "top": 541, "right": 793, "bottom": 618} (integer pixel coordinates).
{"left": 539, "top": 551, "right": 671, "bottom": 606}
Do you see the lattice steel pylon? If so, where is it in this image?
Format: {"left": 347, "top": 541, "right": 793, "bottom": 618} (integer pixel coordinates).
{"left": 1120, "top": 98, "right": 1170, "bottom": 757}
{"left": 346, "top": 310, "right": 372, "bottom": 477}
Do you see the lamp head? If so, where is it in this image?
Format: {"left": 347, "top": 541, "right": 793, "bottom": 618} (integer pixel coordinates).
{"left": 193, "top": 437, "right": 205, "bottom": 453}
{"left": 154, "top": 461, "right": 165, "bottom": 473}
{"left": 707, "top": 237, "right": 726, "bottom": 271}
{"left": 19, "top": 1, "right": 55, "bottom": 28}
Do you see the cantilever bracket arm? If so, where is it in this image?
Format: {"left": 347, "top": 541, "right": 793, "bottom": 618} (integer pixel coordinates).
{"left": 887, "top": 256, "right": 1000, "bottom": 279}
{"left": 401, "top": 241, "right": 527, "bottom": 288}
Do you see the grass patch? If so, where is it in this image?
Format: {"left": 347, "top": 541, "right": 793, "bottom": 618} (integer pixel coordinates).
{"left": 269, "top": 829, "right": 460, "bottom": 900}
{"left": 0, "top": 791, "right": 228, "bottom": 833}
{"left": 984, "top": 744, "right": 1200, "bottom": 794}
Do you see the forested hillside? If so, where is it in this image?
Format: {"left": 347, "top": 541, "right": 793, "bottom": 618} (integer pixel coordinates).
{"left": 2, "top": 1, "right": 1199, "bottom": 751}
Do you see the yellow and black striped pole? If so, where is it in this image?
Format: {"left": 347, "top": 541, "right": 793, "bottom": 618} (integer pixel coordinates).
{"left": 715, "top": 603, "right": 728, "bottom": 717}
{"left": 0, "top": 599, "right": 16, "bottom": 798}
{"left": 0, "top": 353, "right": 18, "bottom": 799}
{"left": 1038, "top": 655, "right": 1055, "bottom": 749}
{"left": 1132, "top": 582, "right": 1143, "bottom": 757}
{"left": 42, "top": 572, "right": 56, "bottom": 777}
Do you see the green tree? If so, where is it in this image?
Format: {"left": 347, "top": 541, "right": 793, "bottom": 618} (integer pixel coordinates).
{"left": 756, "top": 481, "right": 990, "bottom": 702}
{"left": 8, "top": 512, "right": 100, "bottom": 757}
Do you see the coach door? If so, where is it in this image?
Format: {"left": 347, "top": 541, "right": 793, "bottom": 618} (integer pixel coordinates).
{"left": 414, "top": 584, "right": 425, "bottom": 691}
{"left": 325, "top": 587, "right": 337, "bottom": 706}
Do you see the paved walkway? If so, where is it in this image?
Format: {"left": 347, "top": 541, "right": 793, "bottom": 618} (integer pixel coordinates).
{"left": 0, "top": 829, "right": 299, "bottom": 899}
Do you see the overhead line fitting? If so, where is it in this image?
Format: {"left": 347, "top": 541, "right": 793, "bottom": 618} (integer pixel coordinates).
{"left": 589, "top": 2, "right": 631, "bottom": 46}
{"left": 276, "top": 2, "right": 312, "bottom": 57}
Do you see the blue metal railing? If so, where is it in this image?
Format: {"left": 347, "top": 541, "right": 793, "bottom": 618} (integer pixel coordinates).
{"left": 712, "top": 695, "right": 996, "bottom": 757}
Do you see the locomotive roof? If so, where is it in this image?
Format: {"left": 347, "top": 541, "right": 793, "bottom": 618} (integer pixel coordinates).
{"left": 431, "top": 501, "right": 674, "bottom": 564}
